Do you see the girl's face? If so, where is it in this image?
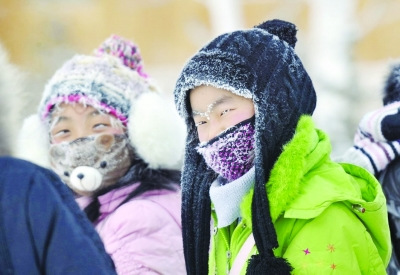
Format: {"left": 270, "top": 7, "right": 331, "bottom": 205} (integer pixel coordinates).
{"left": 189, "top": 85, "right": 255, "bottom": 143}
{"left": 50, "top": 103, "right": 125, "bottom": 144}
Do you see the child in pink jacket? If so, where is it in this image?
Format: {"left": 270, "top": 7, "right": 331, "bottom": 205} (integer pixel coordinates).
{"left": 16, "top": 35, "right": 186, "bottom": 274}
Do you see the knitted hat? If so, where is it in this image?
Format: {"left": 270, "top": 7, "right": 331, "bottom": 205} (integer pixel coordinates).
{"left": 382, "top": 63, "right": 400, "bottom": 140}
{"left": 383, "top": 63, "right": 400, "bottom": 105}
{"left": 174, "top": 19, "right": 316, "bottom": 274}
{"left": 16, "top": 35, "right": 186, "bottom": 171}
{"left": 94, "top": 34, "right": 149, "bottom": 79}
{"left": 38, "top": 34, "right": 150, "bottom": 125}
{"left": 341, "top": 61, "right": 400, "bottom": 175}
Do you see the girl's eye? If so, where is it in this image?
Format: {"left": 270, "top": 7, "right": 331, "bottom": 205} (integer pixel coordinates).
{"left": 221, "top": 109, "right": 233, "bottom": 116}
{"left": 93, "top": 123, "right": 108, "bottom": 129}
{"left": 52, "top": 129, "right": 70, "bottom": 138}
{"left": 195, "top": 121, "right": 206, "bottom": 127}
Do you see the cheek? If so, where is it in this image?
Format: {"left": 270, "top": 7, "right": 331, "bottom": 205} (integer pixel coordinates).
{"left": 196, "top": 126, "right": 208, "bottom": 143}
{"left": 50, "top": 133, "right": 73, "bottom": 144}
{"left": 107, "top": 127, "right": 125, "bottom": 135}
{"left": 229, "top": 110, "right": 254, "bottom": 126}
{"left": 51, "top": 138, "right": 62, "bottom": 144}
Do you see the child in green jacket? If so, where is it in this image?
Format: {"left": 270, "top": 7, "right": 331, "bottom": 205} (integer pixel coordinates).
{"left": 173, "top": 19, "right": 391, "bottom": 274}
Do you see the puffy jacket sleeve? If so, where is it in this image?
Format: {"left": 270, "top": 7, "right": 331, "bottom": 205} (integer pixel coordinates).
{"left": 277, "top": 202, "right": 388, "bottom": 275}
{"left": 96, "top": 198, "right": 185, "bottom": 275}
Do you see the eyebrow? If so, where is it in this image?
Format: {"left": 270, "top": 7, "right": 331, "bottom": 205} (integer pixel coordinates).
{"left": 89, "top": 110, "right": 102, "bottom": 117}
{"left": 51, "top": 109, "right": 101, "bottom": 126}
{"left": 191, "top": 95, "right": 233, "bottom": 118}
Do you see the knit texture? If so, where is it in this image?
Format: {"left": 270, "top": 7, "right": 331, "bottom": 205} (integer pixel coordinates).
{"left": 94, "top": 34, "right": 148, "bottom": 79}
{"left": 383, "top": 63, "right": 400, "bottom": 105}
{"left": 196, "top": 117, "right": 255, "bottom": 182}
{"left": 342, "top": 101, "right": 400, "bottom": 175}
{"left": 17, "top": 35, "right": 186, "bottom": 171}
{"left": 341, "top": 63, "right": 400, "bottom": 175}
{"left": 174, "top": 19, "right": 316, "bottom": 274}
{"left": 39, "top": 35, "right": 152, "bottom": 125}
{"left": 38, "top": 55, "right": 149, "bottom": 125}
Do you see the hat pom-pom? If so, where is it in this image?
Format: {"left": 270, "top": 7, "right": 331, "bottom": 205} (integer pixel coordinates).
{"left": 383, "top": 63, "right": 400, "bottom": 105}
{"left": 255, "top": 19, "right": 297, "bottom": 48}
{"left": 246, "top": 254, "right": 292, "bottom": 275}
{"left": 94, "top": 34, "right": 148, "bottom": 78}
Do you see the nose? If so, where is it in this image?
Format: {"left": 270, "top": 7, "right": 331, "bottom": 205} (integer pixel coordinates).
{"left": 71, "top": 129, "right": 92, "bottom": 142}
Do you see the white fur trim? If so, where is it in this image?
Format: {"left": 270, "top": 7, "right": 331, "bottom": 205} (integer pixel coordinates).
{"left": 15, "top": 114, "right": 51, "bottom": 168}
{"left": 128, "top": 92, "right": 186, "bottom": 170}
{"left": 0, "top": 43, "right": 25, "bottom": 155}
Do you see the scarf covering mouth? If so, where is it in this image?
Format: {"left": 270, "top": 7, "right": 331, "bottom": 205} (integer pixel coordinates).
{"left": 196, "top": 117, "right": 255, "bottom": 182}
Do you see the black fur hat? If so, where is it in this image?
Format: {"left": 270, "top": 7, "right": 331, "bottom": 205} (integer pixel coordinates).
{"left": 383, "top": 63, "right": 400, "bottom": 105}
{"left": 174, "top": 19, "right": 316, "bottom": 274}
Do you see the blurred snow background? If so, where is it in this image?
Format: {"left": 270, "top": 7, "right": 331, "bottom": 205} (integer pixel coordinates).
{"left": 0, "top": 43, "right": 25, "bottom": 156}
{"left": 0, "top": 0, "right": 399, "bottom": 157}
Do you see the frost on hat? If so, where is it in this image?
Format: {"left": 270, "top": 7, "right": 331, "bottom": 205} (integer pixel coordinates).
{"left": 383, "top": 63, "right": 400, "bottom": 105}
{"left": 17, "top": 35, "right": 186, "bottom": 171}
{"left": 38, "top": 35, "right": 151, "bottom": 125}
{"left": 94, "top": 34, "right": 148, "bottom": 79}
{"left": 174, "top": 19, "right": 315, "bottom": 274}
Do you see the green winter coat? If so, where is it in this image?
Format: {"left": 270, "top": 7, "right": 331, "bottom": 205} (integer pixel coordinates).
{"left": 209, "top": 116, "right": 391, "bottom": 274}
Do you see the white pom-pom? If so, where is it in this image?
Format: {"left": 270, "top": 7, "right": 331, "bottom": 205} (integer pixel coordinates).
{"left": 14, "top": 114, "right": 51, "bottom": 168}
{"left": 128, "top": 92, "right": 186, "bottom": 170}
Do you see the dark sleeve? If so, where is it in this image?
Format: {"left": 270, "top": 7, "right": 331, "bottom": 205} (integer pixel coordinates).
{"left": 0, "top": 157, "right": 116, "bottom": 275}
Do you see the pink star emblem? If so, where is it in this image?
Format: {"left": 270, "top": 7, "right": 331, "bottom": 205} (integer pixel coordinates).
{"left": 303, "top": 248, "right": 310, "bottom": 255}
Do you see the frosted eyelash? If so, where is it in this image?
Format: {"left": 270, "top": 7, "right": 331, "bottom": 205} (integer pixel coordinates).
{"left": 192, "top": 101, "right": 218, "bottom": 121}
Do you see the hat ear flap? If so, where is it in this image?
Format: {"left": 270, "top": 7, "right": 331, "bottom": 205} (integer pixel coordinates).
{"left": 128, "top": 92, "right": 186, "bottom": 170}
{"left": 15, "top": 114, "right": 51, "bottom": 168}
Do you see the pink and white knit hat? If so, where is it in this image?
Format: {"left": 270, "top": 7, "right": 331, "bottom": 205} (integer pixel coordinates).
{"left": 38, "top": 35, "right": 151, "bottom": 126}
{"left": 94, "top": 34, "right": 148, "bottom": 79}
{"left": 17, "top": 35, "right": 186, "bottom": 170}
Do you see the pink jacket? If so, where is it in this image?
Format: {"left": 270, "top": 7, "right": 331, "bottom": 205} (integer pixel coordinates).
{"left": 77, "top": 183, "right": 185, "bottom": 274}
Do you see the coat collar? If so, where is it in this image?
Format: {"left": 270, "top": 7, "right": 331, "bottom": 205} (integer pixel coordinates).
{"left": 241, "top": 115, "right": 382, "bottom": 227}
{"left": 241, "top": 115, "right": 332, "bottom": 224}
{"left": 97, "top": 183, "right": 139, "bottom": 221}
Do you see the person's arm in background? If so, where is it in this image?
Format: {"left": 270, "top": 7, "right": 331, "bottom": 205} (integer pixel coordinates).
{"left": 0, "top": 157, "right": 116, "bottom": 275}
